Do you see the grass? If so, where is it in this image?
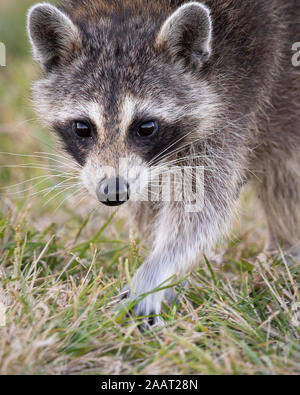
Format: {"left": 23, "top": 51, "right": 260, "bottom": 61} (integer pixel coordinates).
{"left": 1, "top": 0, "right": 300, "bottom": 375}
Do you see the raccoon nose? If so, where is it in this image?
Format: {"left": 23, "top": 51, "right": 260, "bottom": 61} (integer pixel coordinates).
{"left": 96, "top": 177, "right": 130, "bottom": 207}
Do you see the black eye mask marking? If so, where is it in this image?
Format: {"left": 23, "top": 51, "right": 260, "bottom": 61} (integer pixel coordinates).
{"left": 128, "top": 117, "right": 192, "bottom": 165}
{"left": 53, "top": 120, "right": 96, "bottom": 166}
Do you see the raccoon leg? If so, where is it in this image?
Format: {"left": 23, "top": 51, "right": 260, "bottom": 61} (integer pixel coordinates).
{"left": 256, "top": 155, "right": 300, "bottom": 260}
{"left": 125, "top": 202, "right": 188, "bottom": 315}
{"left": 121, "top": 200, "right": 233, "bottom": 325}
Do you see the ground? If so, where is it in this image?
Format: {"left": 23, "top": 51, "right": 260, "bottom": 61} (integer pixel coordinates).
{"left": 0, "top": 0, "right": 300, "bottom": 375}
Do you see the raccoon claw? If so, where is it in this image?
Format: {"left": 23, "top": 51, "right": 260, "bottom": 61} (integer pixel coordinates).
{"left": 118, "top": 287, "right": 130, "bottom": 301}
{"left": 117, "top": 286, "right": 163, "bottom": 327}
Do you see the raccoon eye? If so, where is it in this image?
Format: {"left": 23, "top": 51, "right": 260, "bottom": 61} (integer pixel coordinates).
{"left": 72, "top": 121, "right": 92, "bottom": 138}
{"left": 137, "top": 121, "right": 159, "bottom": 137}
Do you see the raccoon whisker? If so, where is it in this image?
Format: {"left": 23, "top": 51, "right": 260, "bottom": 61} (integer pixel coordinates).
{"left": 147, "top": 126, "right": 225, "bottom": 166}
{"left": 146, "top": 165, "right": 228, "bottom": 189}
{"left": 34, "top": 156, "right": 79, "bottom": 171}
{"left": 145, "top": 174, "right": 188, "bottom": 188}
{"left": 42, "top": 184, "right": 81, "bottom": 195}
{"left": 154, "top": 154, "right": 206, "bottom": 165}
{"left": 155, "top": 148, "right": 242, "bottom": 172}
{"left": 155, "top": 134, "right": 215, "bottom": 161}
{"left": 34, "top": 150, "right": 77, "bottom": 161}
{"left": 43, "top": 178, "right": 81, "bottom": 198}
{"left": 34, "top": 152, "right": 80, "bottom": 170}
{"left": 40, "top": 179, "right": 81, "bottom": 193}
{"left": 0, "top": 163, "right": 78, "bottom": 174}
{"left": 1, "top": 176, "right": 79, "bottom": 196}
{"left": 147, "top": 131, "right": 195, "bottom": 167}
{"left": 17, "top": 117, "right": 40, "bottom": 126}
{"left": 53, "top": 187, "right": 86, "bottom": 213}
{"left": 34, "top": 151, "right": 77, "bottom": 160}
{"left": 155, "top": 157, "right": 218, "bottom": 169}
{"left": 0, "top": 173, "right": 76, "bottom": 191}
{"left": 135, "top": 190, "right": 159, "bottom": 201}
{"left": 148, "top": 163, "right": 204, "bottom": 180}
{"left": 148, "top": 143, "right": 195, "bottom": 168}
{"left": 149, "top": 115, "right": 248, "bottom": 166}
{"left": 43, "top": 183, "right": 83, "bottom": 208}
{"left": 145, "top": 179, "right": 198, "bottom": 193}
{"left": 1, "top": 151, "right": 73, "bottom": 161}
{"left": 0, "top": 152, "right": 80, "bottom": 172}
{"left": 19, "top": 179, "right": 80, "bottom": 199}
{"left": 150, "top": 139, "right": 206, "bottom": 166}
{"left": 38, "top": 183, "right": 82, "bottom": 200}
{"left": 70, "top": 191, "right": 92, "bottom": 211}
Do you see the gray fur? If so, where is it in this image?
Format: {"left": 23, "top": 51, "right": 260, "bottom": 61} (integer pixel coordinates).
{"left": 27, "top": 3, "right": 81, "bottom": 71}
{"left": 156, "top": 2, "right": 212, "bottom": 68}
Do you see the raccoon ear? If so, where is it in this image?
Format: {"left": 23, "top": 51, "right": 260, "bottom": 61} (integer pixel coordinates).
{"left": 27, "top": 3, "right": 81, "bottom": 71}
{"left": 156, "top": 2, "right": 212, "bottom": 69}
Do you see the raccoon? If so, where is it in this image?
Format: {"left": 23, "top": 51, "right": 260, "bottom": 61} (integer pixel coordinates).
{"left": 27, "top": 0, "right": 300, "bottom": 324}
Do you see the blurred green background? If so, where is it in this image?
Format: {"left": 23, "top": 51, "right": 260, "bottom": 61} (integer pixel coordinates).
{"left": 0, "top": 0, "right": 55, "bottom": 204}
{"left": 0, "top": 0, "right": 50, "bottom": 145}
{"left": 0, "top": 0, "right": 96, "bottom": 221}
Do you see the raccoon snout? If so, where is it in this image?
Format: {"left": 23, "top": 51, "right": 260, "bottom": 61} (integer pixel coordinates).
{"left": 96, "top": 177, "right": 130, "bottom": 207}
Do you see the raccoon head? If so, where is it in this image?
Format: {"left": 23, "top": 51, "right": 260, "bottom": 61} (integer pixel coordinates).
{"left": 27, "top": 1, "right": 219, "bottom": 207}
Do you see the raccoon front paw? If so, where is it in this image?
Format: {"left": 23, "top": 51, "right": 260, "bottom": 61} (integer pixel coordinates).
{"left": 119, "top": 286, "right": 163, "bottom": 327}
